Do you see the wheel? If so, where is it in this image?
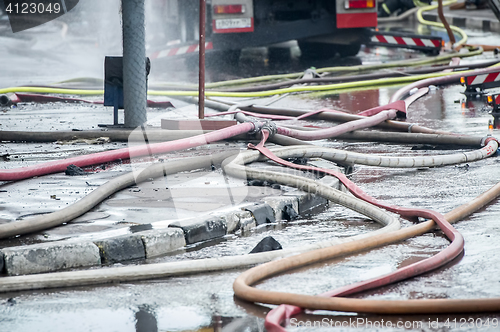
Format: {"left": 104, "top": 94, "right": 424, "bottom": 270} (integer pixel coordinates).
{"left": 298, "top": 41, "right": 338, "bottom": 59}
{"left": 337, "top": 43, "right": 362, "bottom": 57}
{"left": 298, "top": 41, "right": 361, "bottom": 59}
{"left": 206, "top": 49, "right": 241, "bottom": 66}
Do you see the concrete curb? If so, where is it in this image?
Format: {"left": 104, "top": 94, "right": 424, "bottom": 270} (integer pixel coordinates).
{"left": 245, "top": 204, "right": 276, "bottom": 225}
{"left": 94, "top": 235, "right": 146, "bottom": 264}
{"left": 170, "top": 217, "right": 228, "bottom": 245}
{"left": 0, "top": 162, "right": 342, "bottom": 276}
{"left": 264, "top": 196, "right": 299, "bottom": 221}
{"left": 2, "top": 241, "right": 101, "bottom": 276}
{"left": 141, "top": 228, "right": 186, "bottom": 258}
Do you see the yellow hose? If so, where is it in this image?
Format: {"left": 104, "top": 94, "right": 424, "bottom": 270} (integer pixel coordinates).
{"left": 0, "top": 10, "right": 478, "bottom": 100}
{"left": 1, "top": 3, "right": 473, "bottom": 98}
{"left": 148, "top": 71, "right": 451, "bottom": 98}
{"left": 0, "top": 87, "right": 104, "bottom": 96}
{"left": 417, "top": 0, "right": 468, "bottom": 48}
{"left": 0, "top": 48, "right": 487, "bottom": 99}
{"left": 205, "top": 50, "right": 477, "bottom": 89}
{"left": 204, "top": 0, "right": 470, "bottom": 89}
{"left": 0, "top": 68, "right": 474, "bottom": 99}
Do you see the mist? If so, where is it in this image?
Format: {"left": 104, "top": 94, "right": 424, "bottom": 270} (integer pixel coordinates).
{"left": 0, "top": 0, "right": 182, "bottom": 88}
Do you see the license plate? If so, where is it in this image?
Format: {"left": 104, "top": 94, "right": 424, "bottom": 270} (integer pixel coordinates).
{"left": 215, "top": 18, "right": 252, "bottom": 30}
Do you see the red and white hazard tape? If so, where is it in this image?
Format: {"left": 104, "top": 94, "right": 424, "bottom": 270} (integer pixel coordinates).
{"left": 371, "top": 34, "right": 441, "bottom": 48}
{"left": 150, "top": 42, "right": 214, "bottom": 60}
{"left": 466, "top": 72, "right": 500, "bottom": 86}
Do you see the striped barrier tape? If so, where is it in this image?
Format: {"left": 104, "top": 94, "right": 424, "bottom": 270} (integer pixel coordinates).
{"left": 150, "top": 42, "right": 214, "bottom": 60}
{"left": 369, "top": 30, "right": 442, "bottom": 55}
{"left": 461, "top": 71, "right": 500, "bottom": 93}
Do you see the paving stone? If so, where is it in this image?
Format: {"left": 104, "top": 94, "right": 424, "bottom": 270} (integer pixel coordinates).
{"left": 94, "top": 234, "right": 146, "bottom": 264}
{"left": 2, "top": 241, "right": 101, "bottom": 276}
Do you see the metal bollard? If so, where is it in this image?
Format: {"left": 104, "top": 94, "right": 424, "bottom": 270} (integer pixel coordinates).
{"left": 122, "top": 0, "right": 147, "bottom": 128}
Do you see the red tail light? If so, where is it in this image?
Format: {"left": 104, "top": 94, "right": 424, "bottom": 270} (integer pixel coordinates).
{"left": 345, "top": 0, "right": 375, "bottom": 9}
{"left": 213, "top": 5, "right": 245, "bottom": 14}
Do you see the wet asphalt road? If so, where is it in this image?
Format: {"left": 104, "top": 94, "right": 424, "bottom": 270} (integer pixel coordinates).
{"left": 3, "top": 2, "right": 500, "bottom": 331}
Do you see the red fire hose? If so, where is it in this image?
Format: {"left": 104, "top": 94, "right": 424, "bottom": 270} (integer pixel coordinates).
{"left": 0, "top": 122, "right": 259, "bottom": 182}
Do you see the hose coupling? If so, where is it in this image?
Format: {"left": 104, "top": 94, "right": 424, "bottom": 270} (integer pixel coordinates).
{"left": 482, "top": 136, "right": 500, "bottom": 146}
{"left": 261, "top": 121, "right": 278, "bottom": 137}
{"left": 0, "top": 95, "right": 12, "bottom": 107}
{"left": 249, "top": 120, "right": 265, "bottom": 134}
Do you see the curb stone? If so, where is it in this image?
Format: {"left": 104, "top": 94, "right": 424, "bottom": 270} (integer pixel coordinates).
{"left": 245, "top": 204, "right": 276, "bottom": 225}
{"left": 284, "top": 175, "right": 340, "bottom": 215}
{"left": 218, "top": 208, "right": 255, "bottom": 234}
{"left": 94, "top": 234, "right": 146, "bottom": 264}
{"left": 264, "top": 196, "right": 299, "bottom": 221}
{"left": 0, "top": 164, "right": 343, "bottom": 275}
{"left": 141, "top": 228, "right": 186, "bottom": 258}
{"left": 238, "top": 212, "right": 258, "bottom": 234}
{"left": 169, "top": 217, "right": 228, "bottom": 245}
{"left": 220, "top": 211, "right": 242, "bottom": 234}
{"left": 2, "top": 241, "right": 101, "bottom": 276}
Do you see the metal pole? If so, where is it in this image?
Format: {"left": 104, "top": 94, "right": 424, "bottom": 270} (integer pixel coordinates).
{"left": 198, "top": 0, "right": 206, "bottom": 120}
{"left": 122, "top": 0, "right": 148, "bottom": 128}
{"left": 437, "top": 0, "right": 456, "bottom": 46}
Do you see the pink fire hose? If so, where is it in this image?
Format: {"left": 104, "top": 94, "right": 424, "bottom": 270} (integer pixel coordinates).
{"left": 275, "top": 109, "right": 400, "bottom": 140}
{"left": 0, "top": 122, "right": 260, "bottom": 182}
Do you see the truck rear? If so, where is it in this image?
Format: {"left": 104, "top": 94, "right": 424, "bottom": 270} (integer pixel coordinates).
{"left": 151, "top": 0, "right": 378, "bottom": 60}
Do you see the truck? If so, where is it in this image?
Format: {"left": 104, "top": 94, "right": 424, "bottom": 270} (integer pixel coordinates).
{"left": 150, "top": 0, "right": 378, "bottom": 61}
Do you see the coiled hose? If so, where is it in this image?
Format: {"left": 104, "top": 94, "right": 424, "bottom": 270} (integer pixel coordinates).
{"left": 239, "top": 132, "right": 497, "bottom": 330}
{"left": 245, "top": 132, "right": 464, "bottom": 329}
{"left": 228, "top": 141, "right": 500, "bottom": 331}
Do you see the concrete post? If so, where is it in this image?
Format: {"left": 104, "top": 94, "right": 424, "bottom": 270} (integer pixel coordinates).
{"left": 122, "top": 0, "right": 147, "bottom": 128}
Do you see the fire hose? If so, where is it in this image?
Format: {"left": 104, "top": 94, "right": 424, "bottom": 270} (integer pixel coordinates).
{"left": 226, "top": 138, "right": 500, "bottom": 330}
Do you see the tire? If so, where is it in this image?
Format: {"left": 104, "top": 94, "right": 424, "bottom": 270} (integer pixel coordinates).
{"left": 298, "top": 41, "right": 338, "bottom": 59}
{"left": 207, "top": 49, "right": 241, "bottom": 66}
{"left": 298, "top": 41, "right": 361, "bottom": 59}
{"left": 337, "top": 43, "right": 362, "bottom": 57}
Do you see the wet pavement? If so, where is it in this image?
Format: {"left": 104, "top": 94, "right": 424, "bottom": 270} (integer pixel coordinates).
{"left": 2, "top": 2, "right": 500, "bottom": 332}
